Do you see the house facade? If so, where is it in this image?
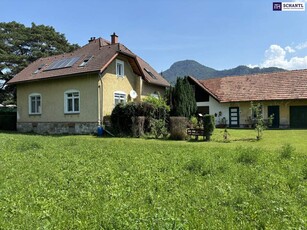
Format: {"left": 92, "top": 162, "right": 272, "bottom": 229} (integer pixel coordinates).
{"left": 8, "top": 33, "right": 169, "bottom": 134}
{"left": 187, "top": 70, "right": 307, "bottom": 129}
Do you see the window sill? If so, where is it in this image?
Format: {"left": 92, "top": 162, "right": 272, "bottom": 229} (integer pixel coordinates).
{"left": 64, "top": 112, "right": 80, "bottom": 115}
{"left": 29, "top": 113, "right": 41, "bottom": 116}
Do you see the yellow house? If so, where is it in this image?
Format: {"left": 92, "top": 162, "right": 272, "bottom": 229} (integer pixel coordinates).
{"left": 187, "top": 70, "right": 307, "bottom": 129}
{"left": 8, "top": 33, "right": 170, "bottom": 134}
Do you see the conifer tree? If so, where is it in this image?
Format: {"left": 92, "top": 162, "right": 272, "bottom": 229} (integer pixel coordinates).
{"left": 171, "top": 76, "right": 197, "bottom": 117}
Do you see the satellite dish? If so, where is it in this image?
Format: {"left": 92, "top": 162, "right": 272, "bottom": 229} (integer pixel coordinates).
{"left": 130, "top": 90, "right": 138, "bottom": 99}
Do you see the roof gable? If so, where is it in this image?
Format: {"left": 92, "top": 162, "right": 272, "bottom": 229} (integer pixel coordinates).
{"left": 189, "top": 69, "right": 307, "bottom": 102}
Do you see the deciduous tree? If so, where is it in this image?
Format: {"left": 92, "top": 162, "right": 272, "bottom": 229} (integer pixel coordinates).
{"left": 0, "top": 21, "right": 79, "bottom": 104}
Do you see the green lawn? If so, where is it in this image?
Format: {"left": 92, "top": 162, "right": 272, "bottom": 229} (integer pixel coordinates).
{"left": 0, "top": 129, "right": 306, "bottom": 229}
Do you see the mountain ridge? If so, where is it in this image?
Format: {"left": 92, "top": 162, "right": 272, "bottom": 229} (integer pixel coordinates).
{"left": 162, "top": 60, "right": 286, "bottom": 83}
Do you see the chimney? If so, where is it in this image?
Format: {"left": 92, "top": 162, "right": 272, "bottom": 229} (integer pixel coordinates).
{"left": 111, "top": 32, "right": 118, "bottom": 44}
{"left": 88, "top": 37, "right": 96, "bottom": 43}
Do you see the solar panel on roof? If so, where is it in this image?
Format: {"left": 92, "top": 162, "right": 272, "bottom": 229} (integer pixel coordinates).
{"left": 45, "top": 57, "right": 80, "bottom": 71}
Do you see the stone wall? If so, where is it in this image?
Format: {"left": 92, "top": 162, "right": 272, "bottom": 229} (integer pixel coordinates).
{"left": 17, "top": 122, "right": 98, "bottom": 135}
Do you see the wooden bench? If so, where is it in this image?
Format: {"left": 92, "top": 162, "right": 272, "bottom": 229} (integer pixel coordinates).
{"left": 187, "top": 128, "right": 205, "bottom": 140}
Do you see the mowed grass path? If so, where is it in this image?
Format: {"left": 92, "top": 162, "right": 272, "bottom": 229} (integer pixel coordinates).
{"left": 0, "top": 129, "right": 306, "bottom": 229}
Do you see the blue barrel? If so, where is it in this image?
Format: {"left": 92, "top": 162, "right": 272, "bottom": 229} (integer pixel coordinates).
{"left": 97, "top": 126, "right": 104, "bottom": 137}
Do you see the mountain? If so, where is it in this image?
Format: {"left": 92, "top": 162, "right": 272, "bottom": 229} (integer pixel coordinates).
{"left": 162, "top": 60, "right": 286, "bottom": 83}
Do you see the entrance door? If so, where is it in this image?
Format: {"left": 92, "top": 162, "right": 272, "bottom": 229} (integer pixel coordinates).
{"left": 268, "top": 106, "right": 280, "bottom": 128}
{"left": 229, "top": 107, "right": 240, "bottom": 127}
{"left": 290, "top": 106, "right": 307, "bottom": 128}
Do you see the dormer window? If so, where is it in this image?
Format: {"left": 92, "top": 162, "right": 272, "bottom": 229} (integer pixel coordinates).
{"left": 144, "top": 68, "right": 157, "bottom": 79}
{"left": 33, "top": 64, "right": 45, "bottom": 74}
{"left": 116, "top": 60, "right": 124, "bottom": 77}
{"left": 79, "top": 55, "right": 93, "bottom": 67}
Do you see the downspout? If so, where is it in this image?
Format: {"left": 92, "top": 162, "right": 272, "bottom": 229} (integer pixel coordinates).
{"left": 138, "top": 76, "right": 143, "bottom": 102}
{"left": 98, "top": 73, "right": 103, "bottom": 126}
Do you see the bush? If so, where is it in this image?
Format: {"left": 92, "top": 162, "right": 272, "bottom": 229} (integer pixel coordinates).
{"left": 111, "top": 101, "right": 169, "bottom": 137}
{"left": 279, "top": 143, "right": 295, "bottom": 159}
{"left": 144, "top": 94, "right": 170, "bottom": 113}
{"left": 169, "top": 117, "right": 188, "bottom": 140}
{"left": 150, "top": 118, "right": 168, "bottom": 139}
{"left": 131, "top": 116, "right": 145, "bottom": 138}
{"left": 110, "top": 103, "right": 137, "bottom": 135}
{"left": 189, "top": 116, "right": 198, "bottom": 128}
{"left": 203, "top": 114, "right": 215, "bottom": 141}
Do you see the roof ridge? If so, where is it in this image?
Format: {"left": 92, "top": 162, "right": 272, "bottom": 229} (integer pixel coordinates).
{"left": 197, "top": 68, "right": 307, "bottom": 83}
{"left": 233, "top": 68, "right": 306, "bottom": 79}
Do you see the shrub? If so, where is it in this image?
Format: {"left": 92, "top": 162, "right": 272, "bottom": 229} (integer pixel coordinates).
{"left": 111, "top": 101, "right": 169, "bottom": 137}
{"left": 169, "top": 117, "right": 188, "bottom": 140}
{"left": 189, "top": 116, "right": 198, "bottom": 128}
{"left": 110, "top": 103, "right": 137, "bottom": 135}
{"left": 150, "top": 118, "right": 168, "bottom": 139}
{"left": 144, "top": 94, "right": 170, "bottom": 113}
{"left": 279, "top": 143, "right": 295, "bottom": 159}
{"left": 250, "top": 102, "right": 273, "bottom": 140}
{"left": 131, "top": 116, "right": 145, "bottom": 138}
{"left": 203, "top": 114, "right": 215, "bottom": 141}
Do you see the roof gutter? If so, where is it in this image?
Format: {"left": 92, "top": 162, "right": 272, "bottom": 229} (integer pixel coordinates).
{"left": 7, "top": 70, "right": 100, "bottom": 85}
{"left": 99, "top": 53, "right": 119, "bottom": 74}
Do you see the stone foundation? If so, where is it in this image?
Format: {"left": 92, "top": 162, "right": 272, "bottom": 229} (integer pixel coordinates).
{"left": 17, "top": 122, "right": 98, "bottom": 135}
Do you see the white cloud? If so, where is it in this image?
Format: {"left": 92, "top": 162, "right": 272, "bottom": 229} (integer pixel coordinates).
{"left": 247, "top": 64, "right": 259, "bottom": 68}
{"left": 296, "top": 41, "right": 307, "bottom": 50}
{"left": 259, "top": 44, "right": 307, "bottom": 70}
{"left": 293, "top": 0, "right": 307, "bottom": 2}
{"left": 285, "top": 46, "right": 295, "bottom": 53}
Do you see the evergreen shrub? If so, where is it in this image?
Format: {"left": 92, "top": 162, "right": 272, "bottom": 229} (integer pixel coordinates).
{"left": 169, "top": 116, "right": 188, "bottom": 140}
{"left": 203, "top": 114, "right": 215, "bottom": 141}
{"left": 111, "top": 101, "right": 169, "bottom": 136}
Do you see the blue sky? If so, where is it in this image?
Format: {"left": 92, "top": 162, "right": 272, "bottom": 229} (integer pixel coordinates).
{"left": 2, "top": 0, "right": 307, "bottom": 72}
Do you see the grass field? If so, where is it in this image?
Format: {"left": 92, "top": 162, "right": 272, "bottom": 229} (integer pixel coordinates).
{"left": 0, "top": 129, "right": 306, "bottom": 229}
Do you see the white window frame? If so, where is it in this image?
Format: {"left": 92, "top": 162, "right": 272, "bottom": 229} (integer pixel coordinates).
{"left": 64, "top": 90, "right": 80, "bottom": 114}
{"left": 29, "top": 93, "right": 42, "bottom": 115}
{"left": 116, "top": 59, "right": 124, "bottom": 77}
{"left": 114, "top": 91, "right": 126, "bottom": 106}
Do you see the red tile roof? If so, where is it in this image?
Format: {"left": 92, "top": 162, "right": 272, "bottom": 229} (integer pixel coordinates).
{"left": 8, "top": 37, "right": 170, "bottom": 87}
{"left": 189, "top": 69, "right": 307, "bottom": 102}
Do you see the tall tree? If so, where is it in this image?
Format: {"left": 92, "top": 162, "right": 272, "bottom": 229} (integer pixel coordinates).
{"left": 0, "top": 21, "right": 79, "bottom": 104}
{"left": 171, "top": 76, "right": 197, "bottom": 117}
